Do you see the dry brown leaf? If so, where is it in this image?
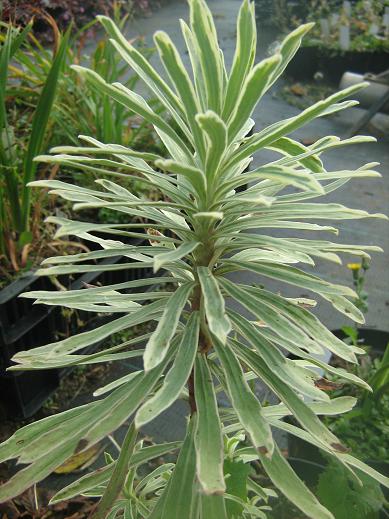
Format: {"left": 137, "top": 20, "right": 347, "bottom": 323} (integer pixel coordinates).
{"left": 54, "top": 443, "right": 103, "bottom": 474}
{"left": 289, "top": 83, "right": 307, "bottom": 96}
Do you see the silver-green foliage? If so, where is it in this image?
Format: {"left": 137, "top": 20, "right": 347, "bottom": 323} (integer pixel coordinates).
{"left": 0, "top": 1, "right": 388, "bottom": 517}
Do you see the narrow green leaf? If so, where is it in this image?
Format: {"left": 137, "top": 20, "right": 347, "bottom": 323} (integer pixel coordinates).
{"left": 220, "top": 279, "right": 322, "bottom": 357}
{"left": 153, "top": 30, "right": 204, "bottom": 159}
{"left": 241, "top": 284, "right": 361, "bottom": 362}
{"left": 72, "top": 65, "right": 192, "bottom": 159}
{"left": 229, "top": 82, "right": 369, "bottom": 167}
{"left": 75, "top": 348, "right": 177, "bottom": 451}
{"left": 92, "top": 423, "right": 137, "bottom": 519}
{"left": 0, "top": 404, "right": 92, "bottom": 464}
{"left": 227, "top": 54, "right": 281, "bottom": 143}
{"left": 136, "top": 312, "right": 200, "bottom": 427}
{"left": 222, "top": 0, "right": 256, "bottom": 120}
{"left": 213, "top": 338, "right": 273, "bottom": 455}
{"left": 159, "top": 418, "right": 198, "bottom": 519}
{"left": 267, "top": 23, "right": 314, "bottom": 90}
{"left": 236, "top": 164, "right": 324, "bottom": 193}
{"left": 153, "top": 241, "right": 199, "bottom": 272}
{"left": 0, "top": 443, "right": 77, "bottom": 504}
{"left": 272, "top": 419, "right": 389, "bottom": 489}
{"left": 50, "top": 442, "right": 181, "bottom": 504}
{"left": 193, "top": 211, "right": 223, "bottom": 221}
{"left": 248, "top": 201, "right": 386, "bottom": 221}
{"left": 12, "top": 299, "right": 165, "bottom": 364}
{"left": 221, "top": 261, "right": 356, "bottom": 298}
{"left": 22, "top": 277, "right": 176, "bottom": 299}
{"left": 232, "top": 342, "right": 346, "bottom": 453}
{"left": 21, "top": 27, "right": 71, "bottom": 229}
{"left": 322, "top": 294, "right": 365, "bottom": 324}
{"left": 266, "top": 136, "right": 324, "bottom": 173}
{"left": 34, "top": 262, "right": 154, "bottom": 277}
{"left": 229, "top": 311, "right": 327, "bottom": 401}
{"left": 94, "top": 372, "right": 142, "bottom": 396}
{"left": 200, "top": 493, "right": 228, "bottom": 519}
{"left": 144, "top": 283, "right": 194, "bottom": 371}
{"left": 0, "top": 359, "right": 174, "bottom": 503}
{"left": 180, "top": 20, "right": 207, "bottom": 111}
{"left": 196, "top": 110, "right": 227, "bottom": 183}
{"left": 258, "top": 443, "right": 334, "bottom": 519}
{"left": 51, "top": 464, "right": 113, "bottom": 504}
{"left": 189, "top": 0, "right": 223, "bottom": 113}
{"left": 49, "top": 144, "right": 161, "bottom": 162}
{"left": 194, "top": 355, "right": 225, "bottom": 494}
{"left": 97, "top": 16, "right": 192, "bottom": 142}
{"left": 263, "top": 396, "right": 357, "bottom": 420}
{"left": 155, "top": 159, "right": 206, "bottom": 198}
{"left": 197, "top": 267, "right": 231, "bottom": 345}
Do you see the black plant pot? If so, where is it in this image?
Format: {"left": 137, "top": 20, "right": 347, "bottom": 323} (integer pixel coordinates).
{"left": 0, "top": 272, "right": 69, "bottom": 420}
{"left": 285, "top": 46, "right": 389, "bottom": 85}
{"left": 332, "top": 328, "right": 389, "bottom": 357}
{"left": 0, "top": 237, "right": 154, "bottom": 419}
{"left": 288, "top": 457, "right": 389, "bottom": 518}
{"left": 288, "top": 434, "right": 389, "bottom": 483}
{"left": 288, "top": 452, "right": 389, "bottom": 518}
{"left": 288, "top": 456, "right": 326, "bottom": 489}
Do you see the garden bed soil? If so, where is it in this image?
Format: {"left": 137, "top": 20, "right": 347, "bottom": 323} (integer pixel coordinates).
{"left": 0, "top": 489, "right": 97, "bottom": 519}
{"left": 285, "top": 46, "right": 389, "bottom": 85}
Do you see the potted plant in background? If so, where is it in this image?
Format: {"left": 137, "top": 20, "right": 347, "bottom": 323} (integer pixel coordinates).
{"left": 0, "top": 0, "right": 388, "bottom": 517}
{"left": 0, "top": 20, "right": 69, "bottom": 274}
{"left": 274, "top": 1, "right": 389, "bottom": 84}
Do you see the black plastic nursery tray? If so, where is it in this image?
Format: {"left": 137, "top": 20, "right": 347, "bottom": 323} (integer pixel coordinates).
{"left": 0, "top": 244, "right": 154, "bottom": 419}
{"left": 285, "top": 46, "right": 389, "bottom": 84}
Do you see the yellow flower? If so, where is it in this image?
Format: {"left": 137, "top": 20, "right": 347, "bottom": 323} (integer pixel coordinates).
{"left": 347, "top": 263, "right": 361, "bottom": 271}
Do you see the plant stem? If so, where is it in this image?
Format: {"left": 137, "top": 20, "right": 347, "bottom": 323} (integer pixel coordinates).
{"left": 188, "top": 369, "right": 197, "bottom": 415}
{"left": 188, "top": 284, "right": 202, "bottom": 415}
{"left": 89, "top": 423, "right": 137, "bottom": 519}
{"left": 188, "top": 247, "right": 216, "bottom": 413}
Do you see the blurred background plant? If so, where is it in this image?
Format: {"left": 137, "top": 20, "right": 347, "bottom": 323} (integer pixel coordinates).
{"left": 257, "top": 0, "right": 389, "bottom": 52}
{"left": 0, "top": 4, "right": 165, "bottom": 279}
{"left": 324, "top": 342, "right": 389, "bottom": 462}
{"left": 51, "top": 3, "right": 161, "bottom": 151}
{"left": 322, "top": 261, "right": 389, "bottom": 463}
{"left": 315, "top": 455, "right": 387, "bottom": 519}
{"left": 317, "top": 340, "right": 389, "bottom": 518}
{"left": 0, "top": 20, "right": 69, "bottom": 275}
{"left": 303, "top": 0, "right": 389, "bottom": 53}
{"left": 346, "top": 257, "right": 370, "bottom": 315}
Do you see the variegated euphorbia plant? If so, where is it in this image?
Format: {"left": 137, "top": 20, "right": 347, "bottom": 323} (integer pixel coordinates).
{"left": 0, "top": 1, "right": 388, "bottom": 517}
